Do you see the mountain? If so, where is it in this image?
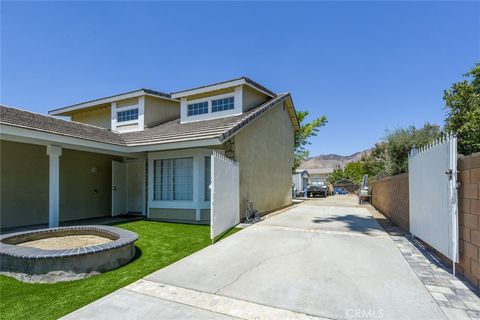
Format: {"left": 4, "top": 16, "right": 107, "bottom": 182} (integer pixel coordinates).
{"left": 299, "top": 150, "right": 370, "bottom": 171}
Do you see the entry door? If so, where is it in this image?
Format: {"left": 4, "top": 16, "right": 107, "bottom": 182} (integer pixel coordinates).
{"left": 127, "top": 161, "right": 145, "bottom": 214}
{"left": 112, "top": 161, "right": 127, "bottom": 216}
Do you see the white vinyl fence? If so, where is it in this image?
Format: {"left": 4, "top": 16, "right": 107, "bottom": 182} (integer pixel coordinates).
{"left": 408, "top": 134, "right": 458, "bottom": 268}
{"left": 210, "top": 152, "right": 239, "bottom": 241}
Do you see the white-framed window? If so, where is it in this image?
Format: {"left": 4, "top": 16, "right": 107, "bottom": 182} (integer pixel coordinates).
{"left": 154, "top": 158, "right": 193, "bottom": 200}
{"left": 180, "top": 88, "right": 241, "bottom": 123}
{"left": 212, "top": 96, "right": 234, "bottom": 113}
{"left": 117, "top": 108, "right": 139, "bottom": 122}
{"left": 187, "top": 101, "right": 208, "bottom": 116}
{"left": 204, "top": 156, "right": 211, "bottom": 201}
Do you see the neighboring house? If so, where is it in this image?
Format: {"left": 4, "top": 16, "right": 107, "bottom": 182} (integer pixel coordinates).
{"left": 292, "top": 169, "right": 309, "bottom": 196}
{"left": 301, "top": 168, "right": 333, "bottom": 183}
{"left": 333, "top": 179, "right": 356, "bottom": 194}
{"left": 0, "top": 77, "right": 299, "bottom": 229}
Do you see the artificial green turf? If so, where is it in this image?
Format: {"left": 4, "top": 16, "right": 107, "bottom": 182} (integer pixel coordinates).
{"left": 0, "top": 220, "right": 240, "bottom": 320}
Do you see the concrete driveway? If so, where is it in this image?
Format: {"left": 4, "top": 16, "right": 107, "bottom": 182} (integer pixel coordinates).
{"left": 66, "top": 196, "right": 446, "bottom": 320}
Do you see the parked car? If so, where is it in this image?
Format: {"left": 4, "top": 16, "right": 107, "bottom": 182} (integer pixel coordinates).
{"left": 307, "top": 181, "right": 328, "bottom": 197}
{"left": 334, "top": 187, "right": 348, "bottom": 195}
{"left": 359, "top": 174, "right": 370, "bottom": 204}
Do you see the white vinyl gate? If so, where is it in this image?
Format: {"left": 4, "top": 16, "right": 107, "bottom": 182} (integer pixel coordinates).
{"left": 408, "top": 135, "right": 458, "bottom": 269}
{"left": 210, "top": 152, "right": 239, "bottom": 241}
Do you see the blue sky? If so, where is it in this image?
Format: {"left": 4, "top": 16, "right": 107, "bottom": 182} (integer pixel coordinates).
{"left": 1, "top": 1, "right": 479, "bottom": 156}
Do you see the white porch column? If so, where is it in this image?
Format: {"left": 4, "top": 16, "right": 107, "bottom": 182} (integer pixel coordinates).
{"left": 180, "top": 98, "right": 187, "bottom": 123}
{"left": 193, "top": 154, "right": 202, "bottom": 221}
{"left": 234, "top": 86, "right": 243, "bottom": 113}
{"left": 138, "top": 96, "right": 145, "bottom": 131}
{"left": 111, "top": 101, "right": 117, "bottom": 131}
{"left": 47, "top": 145, "right": 62, "bottom": 228}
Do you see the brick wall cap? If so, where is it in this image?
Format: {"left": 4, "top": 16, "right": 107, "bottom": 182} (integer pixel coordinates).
{"left": 459, "top": 153, "right": 480, "bottom": 171}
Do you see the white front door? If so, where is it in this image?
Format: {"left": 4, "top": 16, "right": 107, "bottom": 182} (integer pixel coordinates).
{"left": 112, "top": 161, "right": 127, "bottom": 216}
{"left": 127, "top": 161, "right": 145, "bottom": 214}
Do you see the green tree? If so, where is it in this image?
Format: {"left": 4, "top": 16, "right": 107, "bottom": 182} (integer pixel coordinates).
{"left": 329, "top": 162, "right": 366, "bottom": 184}
{"left": 358, "top": 123, "right": 441, "bottom": 179}
{"left": 294, "top": 111, "right": 327, "bottom": 170}
{"left": 383, "top": 124, "right": 441, "bottom": 176}
{"left": 361, "top": 143, "right": 386, "bottom": 179}
{"left": 343, "top": 162, "right": 366, "bottom": 184}
{"left": 329, "top": 167, "right": 345, "bottom": 184}
{"left": 444, "top": 63, "right": 480, "bottom": 155}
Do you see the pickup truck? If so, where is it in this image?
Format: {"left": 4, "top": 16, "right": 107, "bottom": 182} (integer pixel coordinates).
{"left": 307, "top": 181, "right": 328, "bottom": 198}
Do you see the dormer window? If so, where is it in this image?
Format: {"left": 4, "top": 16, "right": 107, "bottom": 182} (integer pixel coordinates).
{"left": 117, "top": 108, "right": 139, "bottom": 122}
{"left": 177, "top": 86, "right": 244, "bottom": 123}
{"left": 212, "top": 97, "right": 234, "bottom": 113}
{"left": 187, "top": 101, "right": 208, "bottom": 116}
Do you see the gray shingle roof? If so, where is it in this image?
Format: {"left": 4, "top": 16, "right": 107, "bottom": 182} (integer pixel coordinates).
{"left": 121, "top": 94, "right": 289, "bottom": 145}
{"left": 243, "top": 78, "right": 276, "bottom": 97}
{"left": 141, "top": 89, "right": 171, "bottom": 99}
{"left": 0, "top": 105, "right": 125, "bottom": 145}
{"left": 0, "top": 93, "right": 291, "bottom": 148}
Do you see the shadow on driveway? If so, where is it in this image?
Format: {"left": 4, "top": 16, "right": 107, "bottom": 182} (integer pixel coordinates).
{"left": 311, "top": 213, "right": 385, "bottom": 236}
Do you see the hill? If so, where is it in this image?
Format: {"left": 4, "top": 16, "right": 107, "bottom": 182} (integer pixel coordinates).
{"left": 299, "top": 150, "right": 370, "bottom": 170}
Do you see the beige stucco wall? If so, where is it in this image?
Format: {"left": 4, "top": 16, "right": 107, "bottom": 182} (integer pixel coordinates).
{"left": 186, "top": 88, "right": 235, "bottom": 101}
{"left": 117, "top": 97, "right": 139, "bottom": 109}
{"left": 1, "top": 141, "right": 49, "bottom": 228}
{"left": 144, "top": 96, "right": 180, "bottom": 128}
{"left": 71, "top": 106, "right": 111, "bottom": 129}
{"left": 59, "top": 148, "right": 120, "bottom": 222}
{"left": 1, "top": 141, "right": 120, "bottom": 229}
{"left": 234, "top": 101, "right": 295, "bottom": 217}
{"left": 243, "top": 85, "right": 269, "bottom": 111}
{"left": 149, "top": 208, "right": 209, "bottom": 225}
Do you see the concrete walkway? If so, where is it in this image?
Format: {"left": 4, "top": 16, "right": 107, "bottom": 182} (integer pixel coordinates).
{"left": 371, "top": 206, "right": 480, "bottom": 320}
{"left": 65, "top": 196, "right": 449, "bottom": 319}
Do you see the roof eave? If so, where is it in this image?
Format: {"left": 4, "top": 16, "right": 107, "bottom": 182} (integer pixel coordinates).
{"left": 0, "top": 122, "right": 223, "bottom": 153}
{"left": 126, "top": 137, "right": 223, "bottom": 152}
{"left": 284, "top": 94, "right": 300, "bottom": 132}
{"left": 171, "top": 77, "right": 275, "bottom": 99}
{"left": 49, "top": 89, "right": 177, "bottom": 116}
{"left": 218, "top": 93, "right": 297, "bottom": 143}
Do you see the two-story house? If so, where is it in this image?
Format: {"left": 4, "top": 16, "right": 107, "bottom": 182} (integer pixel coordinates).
{"left": 0, "top": 77, "right": 299, "bottom": 230}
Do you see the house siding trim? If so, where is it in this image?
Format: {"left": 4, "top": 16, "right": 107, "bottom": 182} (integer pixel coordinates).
{"left": 111, "top": 96, "right": 145, "bottom": 133}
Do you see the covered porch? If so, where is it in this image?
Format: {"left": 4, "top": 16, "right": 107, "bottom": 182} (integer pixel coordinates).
{"left": 0, "top": 139, "right": 146, "bottom": 231}
{"left": 0, "top": 114, "right": 240, "bottom": 232}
